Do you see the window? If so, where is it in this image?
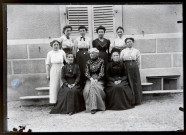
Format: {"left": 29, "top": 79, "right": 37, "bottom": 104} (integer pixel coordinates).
{"left": 66, "top": 6, "right": 89, "bottom": 34}
{"left": 63, "top": 5, "right": 115, "bottom": 38}
{"left": 92, "top": 5, "right": 114, "bottom": 33}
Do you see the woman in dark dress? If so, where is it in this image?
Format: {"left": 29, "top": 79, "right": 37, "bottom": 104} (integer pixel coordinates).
{"left": 92, "top": 25, "right": 111, "bottom": 67}
{"left": 74, "top": 25, "right": 92, "bottom": 87}
{"left": 105, "top": 49, "right": 135, "bottom": 110}
{"left": 50, "top": 53, "right": 85, "bottom": 115}
{"left": 120, "top": 37, "right": 142, "bottom": 105}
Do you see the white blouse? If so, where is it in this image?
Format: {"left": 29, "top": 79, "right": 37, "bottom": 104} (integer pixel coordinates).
{"left": 59, "top": 35, "right": 74, "bottom": 49}
{"left": 75, "top": 36, "right": 92, "bottom": 49}
{"left": 120, "top": 47, "right": 140, "bottom": 66}
{"left": 110, "top": 36, "right": 126, "bottom": 50}
{"left": 46, "top": 50, "right": 66, "bottom": 65}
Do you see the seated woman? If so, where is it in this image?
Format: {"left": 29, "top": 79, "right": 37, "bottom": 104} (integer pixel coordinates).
{"left": 105, "top": 48, "right": 135, "bottom": 110}
{"left": 83, "top": 48, "right": 106, "bottom": 114}
{"left": 50, "top": 53, "right": 85, "bottom": 115}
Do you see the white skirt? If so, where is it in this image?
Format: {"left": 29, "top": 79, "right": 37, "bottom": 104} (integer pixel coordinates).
{"left": 49, "top": 63, "right": 63, "bottom": 103}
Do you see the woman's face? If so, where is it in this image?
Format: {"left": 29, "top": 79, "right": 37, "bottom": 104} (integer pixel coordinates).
{"left": 67, "top": 54, "right": 74, "bottom": 64}
{"left": 117, "top": 29, "right": 124, "bottom": 38}
{"left": 90, "top": 52, "right": 98, "bottom": 60}
{"left": 64, "top": 28, "right": 72, "bottom": 37}
{"left": 112, "top": 52, "right": 120, "bottom": 62}
{"left": 79, "top": 28, "right": 86, "bottom": 37}
{"left": 126, "top": 39, "right": 134, "bottom": 48}
{"left": 98, "top": 29, "right": 105, "bottom": 38}
{"left": 52, "top": 42, "right": 59, "bottom": 51}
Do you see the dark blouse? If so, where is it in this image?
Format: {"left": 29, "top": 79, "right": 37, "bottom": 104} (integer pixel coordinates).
{"left": 61, "top": 63, "right": 80, "bottom": 85}
{"left": 106, "top": 61, "right": 128, "bottom": 82}
{"left": 85, "top": 57, "right": 104, "bottom": 81}
{"left": 92, "top": 38, "right": 110, "bottom": 53}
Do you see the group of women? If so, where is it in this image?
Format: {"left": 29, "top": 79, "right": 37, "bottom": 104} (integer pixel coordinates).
{"left": 46, "top": 25, "right": 142, "bottom": 115}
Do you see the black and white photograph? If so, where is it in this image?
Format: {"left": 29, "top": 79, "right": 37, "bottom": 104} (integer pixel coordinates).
{"left": 3, "top": 3, "right": 183, "bottom": 132}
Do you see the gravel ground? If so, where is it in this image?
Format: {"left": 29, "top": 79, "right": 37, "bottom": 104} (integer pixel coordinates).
{"left": 6, "top": 93, "right": 184, "bottom": 132}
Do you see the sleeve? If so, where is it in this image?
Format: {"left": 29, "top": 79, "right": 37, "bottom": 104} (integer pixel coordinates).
{"left": 89, "top": 38, "right": 93, "bottom": 49}
{"left": 59, "top": 36, "right": 64, "bottom": 46}
{"left": 120, "top": 50, "right": 124, "bottom": 61}
{"left": 107, "top": 39, "right": 111, "bottom": 61}
{"left": 61, "top": 66, "right": 68, "bottom": 85}
{"left": 85, "top": 62, "right": 91, "bottom": 79}
{"left": 97, "top": 60, "right": 104, "bottom": 80}
{"left": 45, "top": 52, "right": 51, "bottom": 65}
{"left": 110, "top": 40, "right": 115, "bottom": 53}
{"left": 92, "top": 40, "right": 96, "bottom": 48}
{"left": 106, "top": 63, "right": 115, "bottom": 82}
{"left": 63, "top": 51, "right": 67, "bottom": 63}
{"left": 74, "top": 38, "right": 78, "bottom": 53}
{"left": 136, "top": 49, "right": 140, "bottom": 67}
{"left": 74, "top": 65, "right": 81, "bottom": 85}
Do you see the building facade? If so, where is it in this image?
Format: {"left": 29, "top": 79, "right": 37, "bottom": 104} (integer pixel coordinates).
{"left": 7, "top": 4, "right": 183, "bottom": 101}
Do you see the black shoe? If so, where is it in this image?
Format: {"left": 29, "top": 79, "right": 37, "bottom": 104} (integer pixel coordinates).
{"left": 91, "top": 110, "right": 97, "bottom": 114}
{"left": 68, "top": 112, "right": 74, "bottom": 116}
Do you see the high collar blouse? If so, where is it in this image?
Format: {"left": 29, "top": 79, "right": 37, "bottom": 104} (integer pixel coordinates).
{"left": 120, "top": 47, "right": 141, "bottom": 66}
{"left": 74, "top": 36, "right": 92, "bottom": 49}
{"left": 46, "top": 50, "right": 66, "bottom": 65}
{"left": 85, "top": 57, "right": 104, "bottom": 81}
{"left": 111, "top": 36, "right": 126, "bottom": 50}
{"left": 59, "top": 35, "right": 74, "bottom": 49}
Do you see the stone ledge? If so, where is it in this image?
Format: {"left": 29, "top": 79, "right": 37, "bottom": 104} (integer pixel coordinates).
{"left": 142, "top": 89, "right": 183, "bottom": 94}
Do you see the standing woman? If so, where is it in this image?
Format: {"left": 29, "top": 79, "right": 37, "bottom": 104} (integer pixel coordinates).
{"left": 50, "top": 53, "right": 85, "bottom": 115}
{"left": 110, "top": 26, "right": 126, "bottom": 53}
{"left": 120, "top": 38, "right": 142, "bottom": 105}
{"left": 74, "top": 25, "right": 92, "bottom": 86}
{"left": 59, "top": 25, "right": 74, "bottom": 54}
{"left": 83, "top": 48, "right": 106, "bottom": 114}
{"left": 46, "top": 40, "right": 67, "bottom": 104}
{"left": 92, "top": 25, "right": 110, "bottom": 67}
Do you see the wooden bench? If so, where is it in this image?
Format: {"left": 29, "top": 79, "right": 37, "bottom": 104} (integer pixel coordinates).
{"left": 141, "top": 83, "right": 153, "bottom": 91}
{"left": 146, "top": 75, "right": 180, "bottom": 90}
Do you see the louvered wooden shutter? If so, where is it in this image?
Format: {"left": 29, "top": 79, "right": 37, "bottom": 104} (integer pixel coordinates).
{"left": 93, "top": 5, "right": 114, "bottom": 33}
{"left": 67, "top": 6, "right": 89, "bottom": 35}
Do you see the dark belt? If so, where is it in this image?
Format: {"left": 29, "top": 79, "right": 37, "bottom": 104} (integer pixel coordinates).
{"left": 124, "top": 60, "right": 136, "bottom": 62}
{"left": 79, "top": 48, "right": 88, "bottom": 51}
{"left": 62, "top": 48, "right": 72, "bottom": 51}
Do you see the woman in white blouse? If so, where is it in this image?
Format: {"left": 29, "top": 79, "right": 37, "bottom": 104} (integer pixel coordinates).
{"left": 59, "top": 25, "right": 74, "bottom": 55}
{"left": 120, "top": 37, "right": 142, "bottom": 105}
{"left": 46, "top": 40, "right": 67, "bottom": 104}
{"left": 110, "top": 26, "right": 126, "bottom": 53}
{"left": 74, "top": 25, "right": 92, "bottom": 86}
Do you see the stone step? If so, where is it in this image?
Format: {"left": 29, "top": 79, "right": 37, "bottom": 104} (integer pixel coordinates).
{"left": 35, "top": 87, "right": 50, "bottom": 95}
{"left": 35, "top": 83, "right": 154, "bottom": 95}
{"left": 19, "top": 95, "right": 49, "bottom": 106}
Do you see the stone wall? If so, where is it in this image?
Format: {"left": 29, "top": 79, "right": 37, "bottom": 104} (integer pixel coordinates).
{"left": 6, "top": 4, "right": 183, "bottom": 101}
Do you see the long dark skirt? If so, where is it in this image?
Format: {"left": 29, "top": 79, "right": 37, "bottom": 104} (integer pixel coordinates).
{"left": 105, "top": 81, "right": 134, "bottom": 110}
{"left": 99, "top": 51, "right": 109, "bottom": 66}
{"left": 50, "top": 84, "right": 85, "bottom": 114}
{"left": 124, "top": 60, "right": 142, "bottom": 105}
{"left": 76, "top": 49, "right": 90, "bottom": 86}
